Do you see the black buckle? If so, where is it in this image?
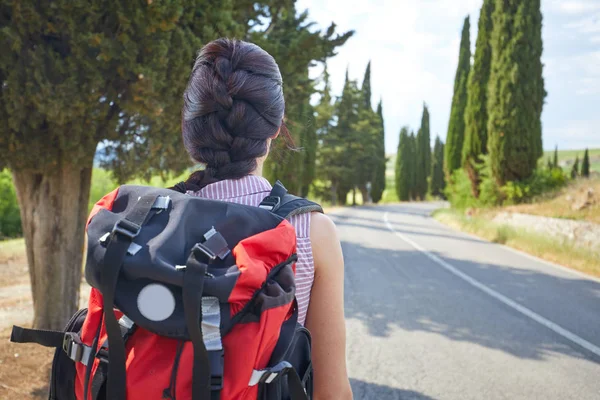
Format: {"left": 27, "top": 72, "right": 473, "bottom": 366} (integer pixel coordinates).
{"left": 259, "top": 196, "right": 281, "bottom": 211}
{"left": 63, "top": 332, "right": 83, "bottom": 360}
{"left": 192, "top": 242, "right": 216, "bottom": 262}
{"left": 209, "top": 350, "right": 224, "bottom": 391}
{"left": 112, "top": 219, "right": 141, "bottom": 239}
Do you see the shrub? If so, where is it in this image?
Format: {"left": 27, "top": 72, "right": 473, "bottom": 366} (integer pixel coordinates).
{"left": 0, "top": 169, "right": 22, "bottom": 239}
{"left": 502, "top": 167, "right": 567, "bottom": 205}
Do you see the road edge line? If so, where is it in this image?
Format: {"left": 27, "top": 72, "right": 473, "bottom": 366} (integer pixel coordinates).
{"left": 383, "top": 211, "right": 600, "bottom": 359}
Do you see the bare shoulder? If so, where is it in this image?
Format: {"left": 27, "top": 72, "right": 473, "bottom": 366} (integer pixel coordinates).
{"left": 309, "top": 212, "right": 338, "bottom": 240}
{"left": 309, "top": 212, "right": 343, "bottom": 274}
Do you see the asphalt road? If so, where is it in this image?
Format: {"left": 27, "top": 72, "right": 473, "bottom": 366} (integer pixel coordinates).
{"left": 333, "top": 203, "right": 600, "bottom": 400}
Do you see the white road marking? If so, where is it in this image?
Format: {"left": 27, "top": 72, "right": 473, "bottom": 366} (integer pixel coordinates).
{"left": 383, "top": 211, "right": 600, "bottom": 358}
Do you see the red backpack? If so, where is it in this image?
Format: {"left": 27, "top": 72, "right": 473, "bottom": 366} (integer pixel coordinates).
{"left": 11, "top": 181, "right": 322, "bottom": 400}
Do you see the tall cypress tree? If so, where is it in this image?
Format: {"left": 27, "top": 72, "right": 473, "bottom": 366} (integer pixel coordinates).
{"left": 408, "top": 131, "right": 419, "bottom": 200}
{"left": 463, "top": 0, "right": 494, "bottom": 197}
{"left": 371, "top": 100, "right": 387, "bottom": 203}
{"left": 355, "top": 61, "right": 379, "bottom": 203}
{"left": 487, "top": 0, "right": 546, "bottom": 185}
{"left": 582, "top": 149, "right": 590, "bottom": 177}
{"left": 553, "top": 146, "right": 559, "bottom": 169}
{"left": 333, "top": 68, "right": 362, "bottom": 204}
{"left": 431, "top": 136, "right": 446, "bottom": 197}
{"left": 571, "top": 156, "right": 580, "bottom": 179}
{"left": 361, "top": 61, "right": 372, "bottom": 109}
{"left": 416, "top": 104, "right": 431, "bottom": 199}
{"left": 395, "top": 127, "right": 411, "bottom": 201}
{"left": 445, "top": 16, "right": 471, "bottom": 179}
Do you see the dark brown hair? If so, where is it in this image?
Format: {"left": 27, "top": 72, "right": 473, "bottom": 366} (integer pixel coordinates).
{"left": 178, "top": 38, "right": 290, "bottom": 191}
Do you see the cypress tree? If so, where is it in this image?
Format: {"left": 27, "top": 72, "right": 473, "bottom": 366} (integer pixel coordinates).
{"left": 445, "top": 16, "right": 471, "bottom": 179}
{"left": 371, "top": 100, "right": 387, "bottom": 203}
{"left": 582, "top": 149, "right": 590, "bottom": 177}
{"left": 354, "top": 61, "right": 379, "bottom": 203}
{"left": 361, "top": 61, "right": 372, "bottom": 109}
{"left": 431, "top": 136, "right": 446, "bottom": 197}
{"left": 463, "top": 0, "right": 494, "bottom": 197}
{"left": 553, "top": 146, "right": 559, "bottom": 169}
{"left": 571, "top": 156, "right": 580, "bottom": 180}
{"left": 408, "top": 132, "right": 419, "bottom": 200}
{"left": 0, "top": 1, "right": 352, "bottom": 328}
{"left": 260, "top": 8, "right": 353, "bottom": 195}
{"left": 395, "top": 127, "right": 411, "bottom": 201}
{"left": 416, "top": 104, "right": 431, "bottom": 199}
{"left": 487, "top": 0, "right": 546, "bottom": 186}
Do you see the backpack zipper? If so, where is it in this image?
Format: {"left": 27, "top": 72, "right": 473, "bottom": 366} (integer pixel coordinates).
{"left": 162, "top": 340, "right": 185, "bottom": 400}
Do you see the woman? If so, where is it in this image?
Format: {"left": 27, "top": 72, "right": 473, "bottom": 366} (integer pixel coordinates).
{"left": 176, "top": 38, "right": 352, "bottom": 399}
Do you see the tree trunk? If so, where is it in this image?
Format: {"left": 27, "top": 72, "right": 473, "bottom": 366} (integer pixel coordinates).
{"left": 12, "top": 163, "right": 93, "bottom": 330}
{"left": 359, "top": 186, "right": 369, "bottom": 205}
{"left": 330, "top": 184, "right": 337, "bottom": 206}
{"left": 352, "top": 188, "right": 356, "bottom": 206}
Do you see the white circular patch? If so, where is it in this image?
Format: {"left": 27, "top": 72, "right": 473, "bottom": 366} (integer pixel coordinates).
{"left": 137, "top": 283, "right": 175, "bottom": 322}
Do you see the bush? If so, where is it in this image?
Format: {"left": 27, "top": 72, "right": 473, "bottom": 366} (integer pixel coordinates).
{"left": 502, "top": 167, "right": 567, "bottom": 205}
{"left": 445, "top": 155, "right": 500, "bottom": 209}
{"left": 446, "top": 155, "right": 567, "bottom": 209}
{"left": 445, "top": 169, "right": 477, "bottom": 209}
{"left": 0, "top": 169, "right": 22, "bottom": 239}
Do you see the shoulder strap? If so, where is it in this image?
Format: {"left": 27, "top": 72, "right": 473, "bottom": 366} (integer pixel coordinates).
{"left": 259, "top": 181, "right": 323, "bottom": 219}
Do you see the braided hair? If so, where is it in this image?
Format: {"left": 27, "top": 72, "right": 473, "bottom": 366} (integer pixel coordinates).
{"left": 177, "top": 38, "right": 290, "bottom": 192}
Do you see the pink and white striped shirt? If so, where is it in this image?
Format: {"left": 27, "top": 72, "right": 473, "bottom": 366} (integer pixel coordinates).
{"left": 189, "top": 175, "right": 314, "bottom": 325}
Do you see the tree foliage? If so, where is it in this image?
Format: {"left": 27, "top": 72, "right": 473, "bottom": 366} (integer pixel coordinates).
{"left": 487, "top": 0, "right": 546, "bottom": 186}
{"left": 371, "top": 100, "right": 387, "bottom": 203}
{"left": 395, "top": 127, "right": 412, "bottom": 201}
{"left": 582, "top": 149, "right": 590, "bottom": 177}
{"left": 0, "top": 0, "right": 351, "bottom": 328}
{"left": 571, "top": 156, "right": 580, "bottom": 180}
{"left": 415, "top": 104, "right": 431, "bottom": 199}
{"left": 431, "top": 137, "right": 446, "bottom": 197}
{"left": 463, "top": 0, "right": 494, "bottom": 197}
{"left": 445, "top": 16, "right": 471, "bottom": 179}
{"left": 258, "top": 6, "right": 353, "bottom": 195}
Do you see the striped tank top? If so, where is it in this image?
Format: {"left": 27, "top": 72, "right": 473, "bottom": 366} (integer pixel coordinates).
{"left": 189, "top": 175, "right": 314, "bottom": 325}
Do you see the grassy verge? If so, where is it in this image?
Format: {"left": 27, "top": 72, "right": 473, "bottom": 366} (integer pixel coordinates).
{"left": 433, "top": 208, "right": 600, "bottom": 278}
{"left": 505, "top": 177, "right": 600, "bottom": 224}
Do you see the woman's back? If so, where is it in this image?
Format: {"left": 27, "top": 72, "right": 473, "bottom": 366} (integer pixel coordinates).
{"left": 189, "top": 175, "right": 314, "bottom": 325}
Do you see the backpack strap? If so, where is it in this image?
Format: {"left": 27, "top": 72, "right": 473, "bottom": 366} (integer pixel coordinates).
{"left": 259, "top": 181, "right": 323, "bottom": 219}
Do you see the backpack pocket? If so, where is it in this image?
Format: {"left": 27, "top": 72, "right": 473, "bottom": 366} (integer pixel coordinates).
{"left": 258, "top": 323, "right": 313, "bottom": 400}
{"left": 49, "top": 308, "right": 88, "bottom": 400}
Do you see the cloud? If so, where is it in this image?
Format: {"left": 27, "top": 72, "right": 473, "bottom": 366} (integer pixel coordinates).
{"left": 548, "top": 0, "right": 600, "bottom": 15}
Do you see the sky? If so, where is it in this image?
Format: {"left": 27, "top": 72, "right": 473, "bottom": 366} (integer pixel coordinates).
{"left": 296, "top": 0, "right": 600, "bottom": 153}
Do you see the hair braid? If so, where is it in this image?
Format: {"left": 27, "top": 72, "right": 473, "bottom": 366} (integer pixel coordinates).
{"left": 178, "top": 38, "right": 290, "bottom": 191}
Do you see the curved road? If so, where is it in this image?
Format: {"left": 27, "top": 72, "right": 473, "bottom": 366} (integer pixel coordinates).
{"left": 334, "top": 203, "right": 600, "bottom": 400}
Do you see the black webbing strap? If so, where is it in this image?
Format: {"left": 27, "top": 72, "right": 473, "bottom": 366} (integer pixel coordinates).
{"left": 10, "top": 325, "right": 65, "bottom": 347}
{"left": 182, "top": 249, "right": 212, "bottom": 400}
{"left": 259, "top": 181, "right": 323, "bottom": 219}
{"left": 102, "top": 194, "right": 157, "bottom": 400}
{"left": 91, "top": 317, "right": 137, "bottom": 400}
{"left": 286, "top": 367, "right": 309, "bottom": 400}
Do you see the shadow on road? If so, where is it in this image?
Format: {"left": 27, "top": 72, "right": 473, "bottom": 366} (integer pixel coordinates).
{"left": 350, "top": 378, "right": 438, "bottom": 399}
{"left": 340, "top": 208, "right": 600, "bottom": 363}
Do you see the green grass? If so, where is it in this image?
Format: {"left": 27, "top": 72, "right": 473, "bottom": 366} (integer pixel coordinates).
{"left": 434, "top": 208, "right": 600, "bottom": 278}
{"left": 0, "top": 238, "right": 25, "bottom": 264}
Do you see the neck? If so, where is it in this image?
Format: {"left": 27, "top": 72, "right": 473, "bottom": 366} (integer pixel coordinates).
{"left": 252, "top": 156, "right": 266, "bottom": 177}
